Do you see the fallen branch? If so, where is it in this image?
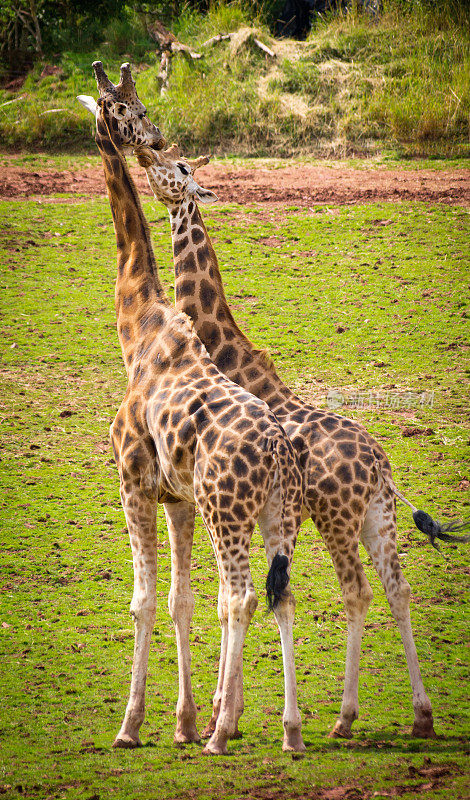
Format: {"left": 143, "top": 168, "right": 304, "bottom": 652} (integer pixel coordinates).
{"left": 202, "top": 33, "right": 232, "bottom": 47}
{"left": 148, "top": 19, "right": 202, "bottom": 95}
{"left": 253, "top": 38, "right": 276, "bottom": 58}
{"left": 0, "top": 94, "right": 27, "bottom": 108}
{"left": 203, "top": 30, "right": 276, "bottom": 59}
{"left": 158, "top": 51, "right": 171, "bottom": 96}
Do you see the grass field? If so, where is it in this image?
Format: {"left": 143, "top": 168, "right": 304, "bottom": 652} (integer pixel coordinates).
{"left": 2, "top": 151, "right": 470, "bottom": 173}
{"left": 1, "top": 187, "right": 469, "bottom": 799}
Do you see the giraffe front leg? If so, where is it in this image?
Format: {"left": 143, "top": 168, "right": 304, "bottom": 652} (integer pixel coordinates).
{"left": 164, "top": 501, "right": 200, "bottom": 744}
{"left": 113, "top": 478, "right": 157, "bottom": 749}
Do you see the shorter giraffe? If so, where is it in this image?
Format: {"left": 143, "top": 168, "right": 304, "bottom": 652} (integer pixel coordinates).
{"left": 80, "top": 64, "right": 306, "bottom": 755}
{"left": 135, "top": 141, "right": 470, "bottom": 741}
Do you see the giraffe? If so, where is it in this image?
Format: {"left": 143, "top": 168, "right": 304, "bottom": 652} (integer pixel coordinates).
{"left": 81, "top": 64, "right": 306, "bottom": 756}
{"left": 135, "top": 142, "right": 470, "bottom": 740}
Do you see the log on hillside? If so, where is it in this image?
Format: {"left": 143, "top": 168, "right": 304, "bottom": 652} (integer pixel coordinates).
{"left": 148, "top": 19, "right": 202, "bottom": 95}
{"left": 203, "top": 29, "right": 276, "bottom": 59}
{"left": 148, "top": 21, "right": 276, "bottom": 95}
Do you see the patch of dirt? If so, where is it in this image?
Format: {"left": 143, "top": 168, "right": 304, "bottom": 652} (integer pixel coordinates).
{"left": 401, "top": 426, "right": 435, "bottom": 437}
{"left": 230, "top": 758, "right": 464, "bottom": 800}
{"left": 1, "top": 158, "right": 469, "bottom": 206}
{"left": 259, "top": 236, "right": 286, "bottom": 246}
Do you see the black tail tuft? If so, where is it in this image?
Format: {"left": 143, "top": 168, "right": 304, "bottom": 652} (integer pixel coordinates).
{"left": 266, "top": 553, "right": 289, "bottom": 612}
{"left": 413, "top": 509, "right": 470, "bottom": 552}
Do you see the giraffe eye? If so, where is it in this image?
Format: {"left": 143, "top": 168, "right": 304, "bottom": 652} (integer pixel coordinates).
{"left": 177, "top": 163, "right": 189, "bottom": 175}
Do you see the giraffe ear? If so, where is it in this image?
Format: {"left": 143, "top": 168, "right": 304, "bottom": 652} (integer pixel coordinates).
{"left": 77, "top": 95, "right": 97, "bottom": 115}
{"left": 114, "top": 101, "right": 129, "bottom": 119}
{"left": 193, "top": 185, "right": 218, "bottom": 205}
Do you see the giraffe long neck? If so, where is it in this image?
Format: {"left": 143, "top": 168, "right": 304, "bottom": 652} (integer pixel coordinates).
{"left": 95, "top": 105, "right": 170, "bottom": 369}
{"left": 169, "top": 200, "right": 297, "bottom": 417}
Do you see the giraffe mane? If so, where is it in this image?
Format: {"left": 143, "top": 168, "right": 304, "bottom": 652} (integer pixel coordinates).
{"left": 256, "top": 348, "right": 277, "bottom": 374}
{"left": 173, "top": 311, "right": 212, "bottom": 359}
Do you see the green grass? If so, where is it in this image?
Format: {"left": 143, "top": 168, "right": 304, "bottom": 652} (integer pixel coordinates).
{"left": 2, "top": 151, "right": 470, "bottom": 173}
{"left": 0, "top": 192, "right": 469, "bottom": 799}
{"left": 0, "top": 2, "right": 469, "bottom": 157}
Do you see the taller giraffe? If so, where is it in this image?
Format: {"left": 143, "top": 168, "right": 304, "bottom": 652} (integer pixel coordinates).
{"left": 136, "top": 143, "right": 470, "bottom": 740}
{"left": 83, "top": 65, "right": 306, "bottom": 755}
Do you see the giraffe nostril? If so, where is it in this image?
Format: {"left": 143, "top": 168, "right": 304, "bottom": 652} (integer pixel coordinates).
{"left": 152, "top": 130, "right": 166, "bottom": 150}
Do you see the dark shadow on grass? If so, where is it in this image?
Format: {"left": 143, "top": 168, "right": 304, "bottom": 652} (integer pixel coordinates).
{"left": 302, "top": 731, "right": 469, "bottom": 756}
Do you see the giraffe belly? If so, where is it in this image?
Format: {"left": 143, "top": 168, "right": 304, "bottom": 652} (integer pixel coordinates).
{"left": 153, "top": 437, "right": 196, "bottom": 505}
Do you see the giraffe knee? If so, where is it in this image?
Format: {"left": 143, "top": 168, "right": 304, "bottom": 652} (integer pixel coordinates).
{"left": 384, "top": 576, "right": 412, "bottom": 624}
{"left": 362, "top": 582, "right": 374, "bottom": 607}
{"left": 245, "top": 590, "right": 258, "bottom": 619}
{"left": 229, "top": 590, "right": 258, "bottom": 626}
{"left": 217, "top": 590, "right": 229, "bottom": 626}
{"left": 343, "top": 581, "right": 373, "bottom": 619}
{"left": 273, "top": 588, "right": 296, "bottom": 625}
{"left": 130, "top": 593, "right": 156, "bottom": 624}
{"left": 168, "top": 588, "right": 195, "bottom": 623}
{"left": 399, "top": 579, "right": 411, "bottom": 602}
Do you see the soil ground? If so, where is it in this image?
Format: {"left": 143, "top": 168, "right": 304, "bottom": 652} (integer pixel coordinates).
{"left": 1, "top": 158, "right": 469, "bottom": 206}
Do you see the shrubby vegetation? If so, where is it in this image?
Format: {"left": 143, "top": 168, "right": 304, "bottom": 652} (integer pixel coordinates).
{"left": 0, "top": 1, "right": 468, "bottom": 156}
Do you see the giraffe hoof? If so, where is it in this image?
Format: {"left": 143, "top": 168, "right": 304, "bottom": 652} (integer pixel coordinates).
{"left": 283, "top": 732, "right": 306, "bottom": 752}
{"left": 201, "top": 722, "right": 217, "bottom": 739}
{"left": 328, "top": 721, "right": 353, "bottom": 739}
{"left": 282, "top": 741, "right": 306, "bottom": 753}
{"left": 412, "top": 722, "right": 437, "bottom": 739}
{"left": 174, "top": 729, "right": 201, "bottom": 745}
{"left": 202, "top": 741, "right": 228, "bottom": 756}
{"left": 231, "top": 727, "right": 243, "bottom": 740}
{"left": 112, "top": 734, "right": 142, "bottom": 748}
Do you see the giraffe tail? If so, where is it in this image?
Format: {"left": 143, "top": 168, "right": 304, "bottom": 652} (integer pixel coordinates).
{"left": 374, "top": 450, "right": 470, "bottom": 552}
{"left": 265, "top": 436, "right": 300, "bottom": 611}
{"left": 411, "top": 511, "right": 470, "bottom": 552}
{"left": 266, "top": 553, "right": 290, "bottom": 612}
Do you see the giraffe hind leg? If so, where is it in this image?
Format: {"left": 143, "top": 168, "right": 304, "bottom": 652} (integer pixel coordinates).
{"left": 201, "top": 521, "right": 257, "bottom": 756}
{"left": 320, "top": 526, "right": 373, "bottom": 740}
{"left": 360, "top": 490, "right": 436, "bottom": 738}
{"left": 258, "top": 491, "right": 304, "bottom": 752}
{"left": 201, "top": 552, "right": 244, "bottom": 740}
{"left": 203, "top": 578, "right": 257, "bottom": 755}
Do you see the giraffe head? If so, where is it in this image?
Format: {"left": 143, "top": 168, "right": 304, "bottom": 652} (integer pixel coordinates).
{"left": 77, "top": 61, "right": 166, "bottom": 151}
{"left": 135, "top": 143, "right": 218, "bottom": 208}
